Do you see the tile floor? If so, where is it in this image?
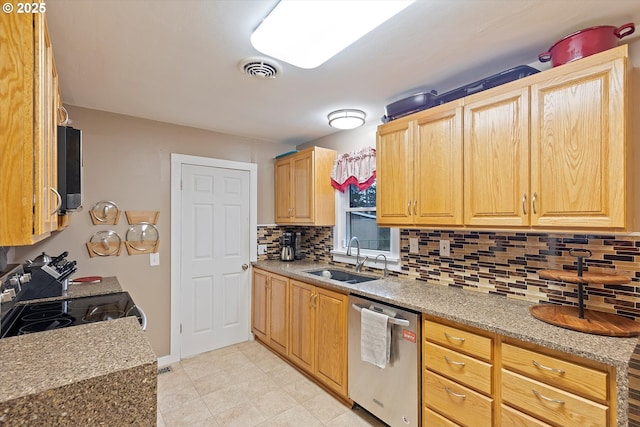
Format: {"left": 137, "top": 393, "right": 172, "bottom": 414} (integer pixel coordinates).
{"left": 157, "top": 340, "right": 387, "bottom": 426}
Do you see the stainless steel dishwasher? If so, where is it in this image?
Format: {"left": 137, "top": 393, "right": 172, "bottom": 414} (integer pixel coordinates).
{"left": 348, "top": 294, "right": 421, "bottom": 427}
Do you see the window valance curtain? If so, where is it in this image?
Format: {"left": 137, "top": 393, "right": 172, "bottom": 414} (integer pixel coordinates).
{"left": 330, "top": 147, "right": 376, "bottom": 192}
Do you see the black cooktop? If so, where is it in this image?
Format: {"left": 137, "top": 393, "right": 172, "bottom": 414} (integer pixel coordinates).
{"left": 0, "top": 292, "right": 143, "bottom": 338}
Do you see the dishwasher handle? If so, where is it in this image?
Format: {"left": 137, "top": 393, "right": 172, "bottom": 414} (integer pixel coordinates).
{"left": 351, "top": 303, "right": 410, "bottom": 326}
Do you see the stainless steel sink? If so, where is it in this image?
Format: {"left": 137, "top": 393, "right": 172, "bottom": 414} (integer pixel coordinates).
{"left": 307, "top": 269, "right": 377, "bottom": 284}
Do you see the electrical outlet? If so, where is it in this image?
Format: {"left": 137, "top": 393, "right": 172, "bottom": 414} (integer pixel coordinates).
{"left": 439, "top": 239, "right": 450, "bottom": 257}
{"left": 258, "top": 244, "right": 268, "bottom": 255}
{"left": 409, "top": 237, "right": 419, "bottom": 254}
{"left": 150, "top": 252, "right": 160, "bottom": 266}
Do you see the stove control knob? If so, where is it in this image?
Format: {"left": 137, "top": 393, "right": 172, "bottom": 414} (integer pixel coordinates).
{"left": 19, "top": 273, "right": 31, "bottom": 283}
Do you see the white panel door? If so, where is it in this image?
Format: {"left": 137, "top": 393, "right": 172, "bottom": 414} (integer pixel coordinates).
{"left": 180, "top": 164, "right": 250, "bottom": 358}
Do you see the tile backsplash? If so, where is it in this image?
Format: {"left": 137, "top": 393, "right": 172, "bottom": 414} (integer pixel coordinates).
{"left": 257, "top": 225, "right": 640, "bottom": 321}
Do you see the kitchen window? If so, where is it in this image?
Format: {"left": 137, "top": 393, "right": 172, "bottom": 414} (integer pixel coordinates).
{"left": 333, "top": 181, "right": 400, "bottom": 271}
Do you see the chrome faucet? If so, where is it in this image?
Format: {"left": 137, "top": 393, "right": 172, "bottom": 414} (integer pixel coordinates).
{"left": 347, "top": 236, "right": 368, "bottom": 272}
{"left": 375, "top": 254, "right": 388, "bottom": 277}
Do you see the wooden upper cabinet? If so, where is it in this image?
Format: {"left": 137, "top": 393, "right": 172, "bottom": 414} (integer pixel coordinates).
{"left": 274, "top": 146, "right": 336, "bottom": 226}
{"left": 0, "top": 13, "right": 60, "bottom": 245}
{"left": 274, "top": 160, "right": 293, "bottom": 223}
{"left": 415, "top": 105, "right": 463, "bottom": 225}
{"left": 376, "top": 45, "right": 629, "bottom": 230}
{"left": 530, "top": 55, "right": 627, "bottom": 228}
{"left": 377, "top": 103, "right": 463, "bottom": 227}
{"left": 376, "top": 118, "right": 414, "bottom": 225}
{"left": 464, "top": 87, "right": 530, "bottom": 227}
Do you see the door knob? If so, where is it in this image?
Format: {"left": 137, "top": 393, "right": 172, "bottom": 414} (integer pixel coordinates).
{"left": 242, "top": 264, "right": 249, "bottom": 271}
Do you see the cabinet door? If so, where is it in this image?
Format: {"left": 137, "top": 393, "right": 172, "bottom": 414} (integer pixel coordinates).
{"left": 274, "top": 160, "right": 292, "bottom": 223}
{"left": 289, "top": 280, "right": 316, "bottom": 374}
{"left": 376, "top": 119, "right": 414, "bottom": 225}
{"left": 530, "top": 58, "right": 626, "bottom": 228}
{"left": 464, "top": 87, "right": 530, "bottom": 227}
{"left": 251, "top": 269, "right": 269, "bottom": 342}
{"left": 314, "top": 287, "right": 348, "bottom": 397}
{"left": 268, "top": 273, "right": 289, "bottom": 356}
{"left": 414, "top": 105, "right": 463, "bottom": 225}
{"left": 292, "top": 151, "right": 313, "bottom": 223}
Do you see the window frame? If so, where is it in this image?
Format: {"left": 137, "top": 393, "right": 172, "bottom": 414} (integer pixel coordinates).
{"left": 332, "top": 183, "right": 401, "bottom": 272}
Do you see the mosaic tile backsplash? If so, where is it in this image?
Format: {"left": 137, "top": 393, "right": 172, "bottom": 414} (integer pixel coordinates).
{"left": 257, "top": 225, "right": 640, "bottom": 321}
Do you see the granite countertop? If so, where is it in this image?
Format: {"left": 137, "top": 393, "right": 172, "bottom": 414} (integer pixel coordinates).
{"left": 0, "top": 317, "right": 156, "bottom": 403}
{"left": 0, "top": 277, "right": 156, "bottom": 405}
{"left": 254, "top": 261, "right": 638, "bottom": 368}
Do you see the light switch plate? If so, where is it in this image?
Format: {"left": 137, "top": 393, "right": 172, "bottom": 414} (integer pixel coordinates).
{"left": 439, "top": 240, "right": 450, "bottom": 257}
{"left": 409, "top": 238, "right": 419, "bottom": 254}
{"left": 258, "top": 244, "right": 268, "bottom": 255}
{"left": 150, "top": 252, "right": 160, "bottom": 266}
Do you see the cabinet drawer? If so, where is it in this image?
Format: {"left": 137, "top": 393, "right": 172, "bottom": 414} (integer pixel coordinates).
{"left": 502, "top": 370, "right": 608, "bottom": 427}
{"left": 502, "top": 343, "right": 607, "bottom": 401}
{"left": 424, "top": 371, "right": 492, "bottom": 427}
{"left": 501, "top": 404, "right": 553, "bottom": 427}
{"left": 424, "top": 341, "right": 492, "bottom": 395}
{"left": 424, "top": 319, "right": 492, "bottom": 360}
{"left": 423, "top": 407, "right": 461, "bottom": 427}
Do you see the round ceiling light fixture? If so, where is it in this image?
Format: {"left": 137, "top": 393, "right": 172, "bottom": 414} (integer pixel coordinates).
{"left": 327, "top": 109, "right": 366, "bottom": 130}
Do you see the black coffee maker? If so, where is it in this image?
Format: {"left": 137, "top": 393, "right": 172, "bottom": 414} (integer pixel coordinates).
{"left": 280, "top": 232, "right": 295, "bottom": 261}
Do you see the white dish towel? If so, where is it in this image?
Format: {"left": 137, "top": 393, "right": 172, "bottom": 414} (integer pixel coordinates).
{"left": 360, "top": 307, "right": 391, "bottom": 368}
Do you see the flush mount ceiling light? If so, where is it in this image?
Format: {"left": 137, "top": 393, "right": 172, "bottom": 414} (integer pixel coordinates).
{"left": 328, "top": 109, "right": 366, "bottom": 130}
{"left": 250, "top": 0, "right": 415, "bottom": 69}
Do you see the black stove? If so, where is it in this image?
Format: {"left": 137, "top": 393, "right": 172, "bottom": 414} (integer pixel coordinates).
{"left": 1, "top": 292, "right": 144, "bottom": 338}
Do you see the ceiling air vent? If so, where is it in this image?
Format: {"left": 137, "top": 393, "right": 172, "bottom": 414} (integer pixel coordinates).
{"left": 239, "top": 57, "right": 281, "bottom": 79}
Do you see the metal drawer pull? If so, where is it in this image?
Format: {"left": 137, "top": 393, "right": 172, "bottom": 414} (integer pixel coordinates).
{"left": 444, "top": 356, "right": 466, "bottom": 367}
{"left": 532, "top": 360, "right": 565, "bottom": 374}
{"left": 407, "top": 201, "right": 412, "bottom": 216}
{"left": 444, "top": 386, "right": 466, "bottom": 399}
{"left": 532, "top": 192, "right": 538, "bottom": 214}
{"left": 522, "top": 193, "right": 527, "bottom": 215}
{"left": 444, "top": 332, "right": 465, "bottom": 342}
{"left": 351, "top": 304, "right": 410, "bottom": 326}
{"left": 532, "top": 389, "right": 565, "bottom": 405}
{"left": 413, "top": 199, "right": 417, "bottom": 215}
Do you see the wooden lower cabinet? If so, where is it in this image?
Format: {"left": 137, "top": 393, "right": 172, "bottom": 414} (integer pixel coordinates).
{"left": 422, "top": 315, "right": 616, "bottom": 426}
{"left": 251, "top": 269, "right": 289, "bottom": 357}
{"left": 289, "top": 280, "right": 348, "bottom": 398}
{"left": 501, "top": 404, "right": 553, "bottom": 427}
{"left": 423, "top": 315, "right": 494, "bottom": 426}
{"left": 252, "top": 270, "right": 348, "bottom": 400}
{"left": 500, "top": 340, "right": 613, "bottom": 427}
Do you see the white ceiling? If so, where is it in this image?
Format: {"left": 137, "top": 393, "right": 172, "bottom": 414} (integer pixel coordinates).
{"left": 47, "top": 0, "right": 640, "bottom": 145}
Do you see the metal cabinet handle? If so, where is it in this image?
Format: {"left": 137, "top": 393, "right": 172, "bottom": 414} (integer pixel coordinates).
{"left": 414, "top": 200, "right": 417, "bottom": 215}
{"left": 407, "top": 201, "right": 411, "bottom": 216}
{"left": 532, "top": 389, "right": 564, "bottom": 405}
{"left": 444, "top": 355, "right": 466, "bottom": 367}
{"left": 444, "top": 332, "right": 465, "bottom": 342}
{"left": 444, "top": 386, "right": 466, "bottom": 399}
{"left": 532, "top": 192, "right": 538, "bottom": 214}
{"left": 50, "top": 187, "right": 62, "bottom": 215}
{"left": 522, "top": 193, "right": 527, "bottom": 215}
{"left": 532, "top": 359, "right": 565, "bottom": 374}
